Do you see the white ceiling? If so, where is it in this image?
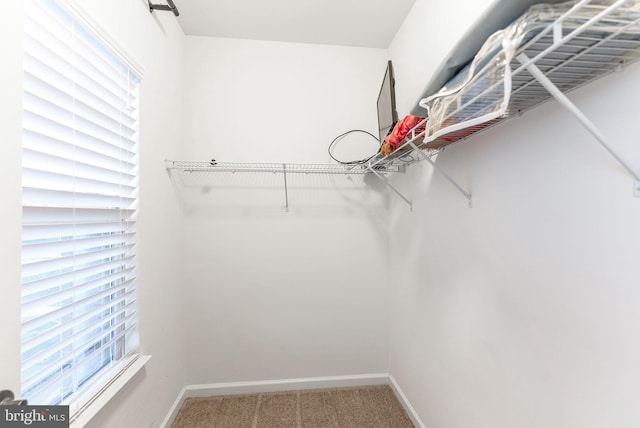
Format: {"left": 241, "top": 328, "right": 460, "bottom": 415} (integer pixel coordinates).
{"left": 174, "top": 0, "right": 417, "bottom": 48}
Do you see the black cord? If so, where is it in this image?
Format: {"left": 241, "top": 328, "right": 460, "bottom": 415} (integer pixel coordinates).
{"left": 327, "top": 129, "right": 381, "bottom": 165}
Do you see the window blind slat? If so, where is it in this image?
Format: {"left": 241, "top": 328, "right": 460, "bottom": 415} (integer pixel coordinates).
{"left": 23, "top": 81, "right": 137, "bottom": 139}
{"left": 23, "top": 320, "right": 137, "bottom": 405}
{"left": 22, "top": 186, "right": 136, "bottom": 209}
{"left": 25, "top": 10, "right": 137, "bottom": 96}
{"left": 21, "top": 294, "right": 136, "bottom": 381}
{"left": 22, "top": 281, "right": 136, "bottom": 352}
{"left": 22, "top": 314, "right": 137, "bottom": 400}
{"left": 21, "top": 299, "right": 137, "bottom": 390}
{"left": 21, "top": 299, "right": 135, "bottom": 379}
{"left": 22, "top": 164, "right": 136, "bottom": 195}
{"left": 23, "top": 129, "right": 136, "bottom": 174}
{"left": 23, "top": 79, "right": 137, "bottom": 136}
{"left": 22, "top": 233, "right": 135, "bottom": 267}
{"left": 21, "top": 266, "right": 135, "bottom": 318}
{"left": 23, "top": 206, "right": 136, "bottom": 225}
{"left": 22, "top": 256, "right": 135, "bottom": 303}
{"left": 22, "top": 292, "right": 136, "bottom": 372}
{"left": 22, "top": 305, "right": 137, "bottom": 391}
{"left": 23, "top": 52, "right": 134, "bottom": 118}
{"left": 23, "top": 113, "right": 136, "bottom": 162}
{"left": 23, "top": 94, "right": 137, "bottom": 147}
{"left": 22, "top": 243, "right": 136, "bottom": 281}
{"left": 22, "top": 50, "right": 138, "bottom": 126}
{"left": 23, "top": 220, "right": 135, "bottom": 241}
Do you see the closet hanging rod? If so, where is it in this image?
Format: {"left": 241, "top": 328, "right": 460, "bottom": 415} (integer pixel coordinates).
{"left": 149, "top": 0, "right": 179, "bottom": 17}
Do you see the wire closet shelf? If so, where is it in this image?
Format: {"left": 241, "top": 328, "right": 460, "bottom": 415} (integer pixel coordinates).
{"left": 164, "top": 160, "right": 404, "bottom": 175}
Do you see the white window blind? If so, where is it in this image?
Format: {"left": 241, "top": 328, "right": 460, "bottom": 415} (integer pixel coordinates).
{"left": 21, "top": 0, "right": 140, "bottom": 410}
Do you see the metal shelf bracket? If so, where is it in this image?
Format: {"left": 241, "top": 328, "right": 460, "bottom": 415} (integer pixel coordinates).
{"left": 408, "top": 142, "right": 473, "bottom": 207}
{"left": 149, "top": 0, "right": 179, "bottom": 16}
{"left": 366, "top": 165, "right": 412, "bottom": 210}
{"left": 518, "top": 53, "right": 640, "bottom": 195}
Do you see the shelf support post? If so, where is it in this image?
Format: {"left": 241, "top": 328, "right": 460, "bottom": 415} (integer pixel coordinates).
{"left": 517, "top": 53, "right": 640, "bottom": 194}
{"left": 282, "top": 163, "right": 289, "bottom": 211}
{"left": 409, "top": 142, "right": 473, "bottom": 207}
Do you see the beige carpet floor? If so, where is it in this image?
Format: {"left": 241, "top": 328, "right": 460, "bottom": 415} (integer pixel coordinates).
{"left": 171, "top": 385, "right": 415, "bottom": 428}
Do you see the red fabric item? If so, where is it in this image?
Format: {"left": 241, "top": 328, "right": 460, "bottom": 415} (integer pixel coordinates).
{"left": 384, "top": 114, "right": 423, "bottom": 150}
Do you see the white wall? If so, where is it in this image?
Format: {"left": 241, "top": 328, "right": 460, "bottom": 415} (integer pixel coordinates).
{"left": 388, "top": 1, "right": 640, "bottom": 427}
{"left": 180, "top": 37, "right": 393, "bottom": 384}
{"left": 182, "top": 36, "right": 388, "bottom": 163}
{"left": 0, "top": 1, "right": 186, "bottom": 427}
{"left": 0, "top": 0, "right": 26, "bottom": 398}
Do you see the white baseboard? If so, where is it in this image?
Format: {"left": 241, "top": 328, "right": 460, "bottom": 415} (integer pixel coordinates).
{"left": 159, "top": 373, "right": 425, "bottom": 428}
{"left": 158, "top": 385, "right": 189, "bottom": 428}
{"left": 388, "top": 374, "right": 427, "bottom": 428}
{"left": 182, "top": 373, "right": 389, "bottom": 399}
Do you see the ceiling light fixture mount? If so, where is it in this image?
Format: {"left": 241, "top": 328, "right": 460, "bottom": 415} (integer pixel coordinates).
{"left": 149, "top": 0, "right": 179, "bottom": 17}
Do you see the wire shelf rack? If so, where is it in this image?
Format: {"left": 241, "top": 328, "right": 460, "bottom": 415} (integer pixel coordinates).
{"left": 166, "top": 0, "right": 640, "bottom": 210}
{"left": 165, "top": 159, "right": 402, "bottom": 211}
{"left": 421, "top": 0, "right": 640, "bottom": 150}
{"left": 370, "top": 0, "right": 640, "bottom": 205}
{"left": 164, "top": 160, "right": 404, "bottom": 175}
